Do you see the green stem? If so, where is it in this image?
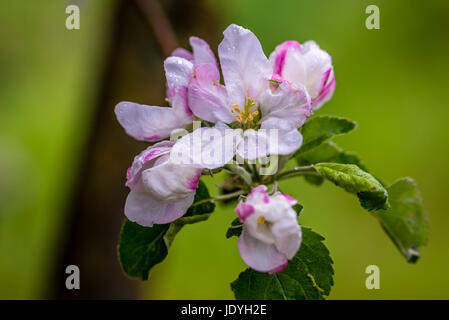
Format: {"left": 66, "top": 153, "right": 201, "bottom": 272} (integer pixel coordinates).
{"left": 164, "top": 214, "right": 211, "bottom": 248}
{"left": 189, "top": 190, "right": 246, "bottom": 208}
{"left": 177, "top": 214, "right": 211, "bottom": 225}
{"left": 224, "top": 164, "right": 253, "bottom": 186}
{"left": 201, "top": 168, "right": 223, "bottom": 176}
{"left": 270, "top": 181, "right": 278, "bottom": 195}
{"left": 276, "top": 166, "right": 321, "bottom": 181}
{"left": 252, "top": 163, "right": 261, "bottom": 182}
{"left": 164, "top": 222, "right": 184, "bottom": 248}
{"left": 214, "top": 190, "right": 246, "bottom": 200}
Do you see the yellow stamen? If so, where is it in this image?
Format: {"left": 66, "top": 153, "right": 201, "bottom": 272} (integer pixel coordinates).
{"left": 232, "top": 97, "right": 259, "bottom": 125}
{"left": 257, "top": 217, "right": 266, "bottom": 224}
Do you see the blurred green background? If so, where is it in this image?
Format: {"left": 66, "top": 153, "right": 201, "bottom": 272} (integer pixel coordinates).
{"left": 0, "top": 0, "right": 448, "bottom": 299}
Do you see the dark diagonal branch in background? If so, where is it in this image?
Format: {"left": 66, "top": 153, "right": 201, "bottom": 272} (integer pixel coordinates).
{"left": 135, "top": 0, "right": 178, "bottom": 56}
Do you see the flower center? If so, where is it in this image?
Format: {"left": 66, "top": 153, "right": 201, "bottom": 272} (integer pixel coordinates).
{"left": 257, "top": 216, "right": 266, "bottom": 224}
{"left": 231, "top": 96, "right": 260, "bottom": 129}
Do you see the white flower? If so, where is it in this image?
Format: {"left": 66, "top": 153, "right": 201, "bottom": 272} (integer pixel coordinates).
{"left": 115, "top": 36, "right": 219, "bottom": 142}
{"left": 171, "top": 24, "right": 313, "bottom": 169}
{"left": 269, "top": 40, "right": 335, "bottom": 110}
{"left": 124, "top": 141, "right": 202, "bottom": 226}
{"left": 235, "top": 185, "right": 302, "bottom": 273}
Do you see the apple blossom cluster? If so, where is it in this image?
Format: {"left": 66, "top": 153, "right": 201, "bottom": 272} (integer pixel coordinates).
{"left": 115, "top": 24, "right": 335, "bottom": 273}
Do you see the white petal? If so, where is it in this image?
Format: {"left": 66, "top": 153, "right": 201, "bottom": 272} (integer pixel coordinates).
{"left": 170, "top": 47, "right": 193, "bottom": 61}
{"left": 218, "top": 24, "right": 271, "bottom": 107}
{"left": 271, "top": 209, "right": 302, "bottom": 259}
{"left": 164, "top": 56, "right": 194, "bottom": 90}
{"left": 125, "top": 189, "right": 195, "bottom": 227}
{"left": 281, "top": 50, "right": 307, "bottom": 86}
{"left": 164, "top": 57, "right": 195, "bottom": 117}
{"left": 300, "top": 41, "right": 332, "bottom": 97}
{"left": 188, "top": 64, "right": 235, "bottom": 123}
{"left": 247, "top": 185, "right": 270, "bottom": 204}
{"left": 189, "top": 36, "right": 218, "bottom": 66}
{"left": 115, "top": 102, "right": 191, "bottom": 142}
{"left": 282, "top": 40, "right": 334, "bottom": 109}
{"left": 261, "top": 121, "right": 303, "bottom": 155}
{"left": 170, "top": 123, "right": 242, "bottom": 169}
{"left": 259, "top": 82, "right": 312, "bottom": 130}
{"left": 126, "top": 141, "right": 174, "bottom": 187}
{"left": 238, "top": 228, "right": 288, "bottom": 273}
{"left": 141, "top": 161, "right": 201, "bottom": 201}
{"left": 236, "top": 129, "right": 269, "bottom": 160}
{"left": 269, "top": 40, "right": 302, "bottom": 76}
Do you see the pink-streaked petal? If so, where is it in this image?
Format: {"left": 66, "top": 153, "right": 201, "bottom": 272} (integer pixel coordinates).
{"left": 248, "top": 185, "right": 269, "bottom": 204}
{"left": 259, "top": 82, "right": 312, "bottom": 130}
{"left": 318, "top": 68, "right": 332, "bottom": 93}
{"left": 126, "top": 141, "right": 174, "bottom": 187}
{"left": 270, "top": 40, "right": 302, "bottom": 76}
{"left": 170, "top": 123, "right": 242, "bottom": 169}
{"left": 125, "top": 190, "right": 195, "bottom": 227}
{"left": 188, "top": 64, "right": 234, "bottom": 123}
{"left": 236, "top": 202, "right": 255, "bottom": 222}
{"left": 170, "top": 47, "right": 193, "bottom": 61}
{"left": 283, "top": 40, "right": 334, "bottom": 108}
{"left": 250, "top": 185, "right": 268, "bottom": 193}
{"left": 238, "top": 228, "right": 288, "bottom": 273}
{"left": 218, "top": 24, "right": 271, "bottom": 107}
{"left": 312, "top": 75, "right": 335, "bottom": 110}
{"left": 189, "top": 36, "right": 218, "bottom": 66}
{"left": 141, "top": 162, "right": 202, "bottom": 201}
{"left": 115, "top": 102, "right": 191, "bottom": 142}
{"left": 281, "top": 193, "right": 298, "bottom": 205}
{"left": 186, "top": 171, "right": 201, "bottom": 191}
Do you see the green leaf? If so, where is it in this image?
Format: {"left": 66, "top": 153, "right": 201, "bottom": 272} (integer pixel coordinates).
{"left": 118, "top": 220, "right": 169, "bottom": 280}
{"left": 313, "top": 163, "right": 388, "bottom": 211}
{"left": 269, "top": 79, "right": 282, "bottom": 85}
{"left": 231, "top": 228, "right": 334, "bottom": 300}
{"left": 298, "top": 115, "right": 357, "bottom": 154}
{"left": 296, "top": 142, "right": 366, "bottom": 186}
{"left": 226, "top": 217, "right": 243, "bottom": 238}
{"left": 373, "top": 178, "right": 428, "bottom": 263}
{"left": 303, "top": 175, "right": 325, "bottom": 186}
{"left": 118, "top": 179, "right": 215, "bottom": 280}
{"left": 184, "top": 179, "right": 216, "bottom": 217}
{"left": 293, "top": 203, "right": 303, "bottom": 216}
